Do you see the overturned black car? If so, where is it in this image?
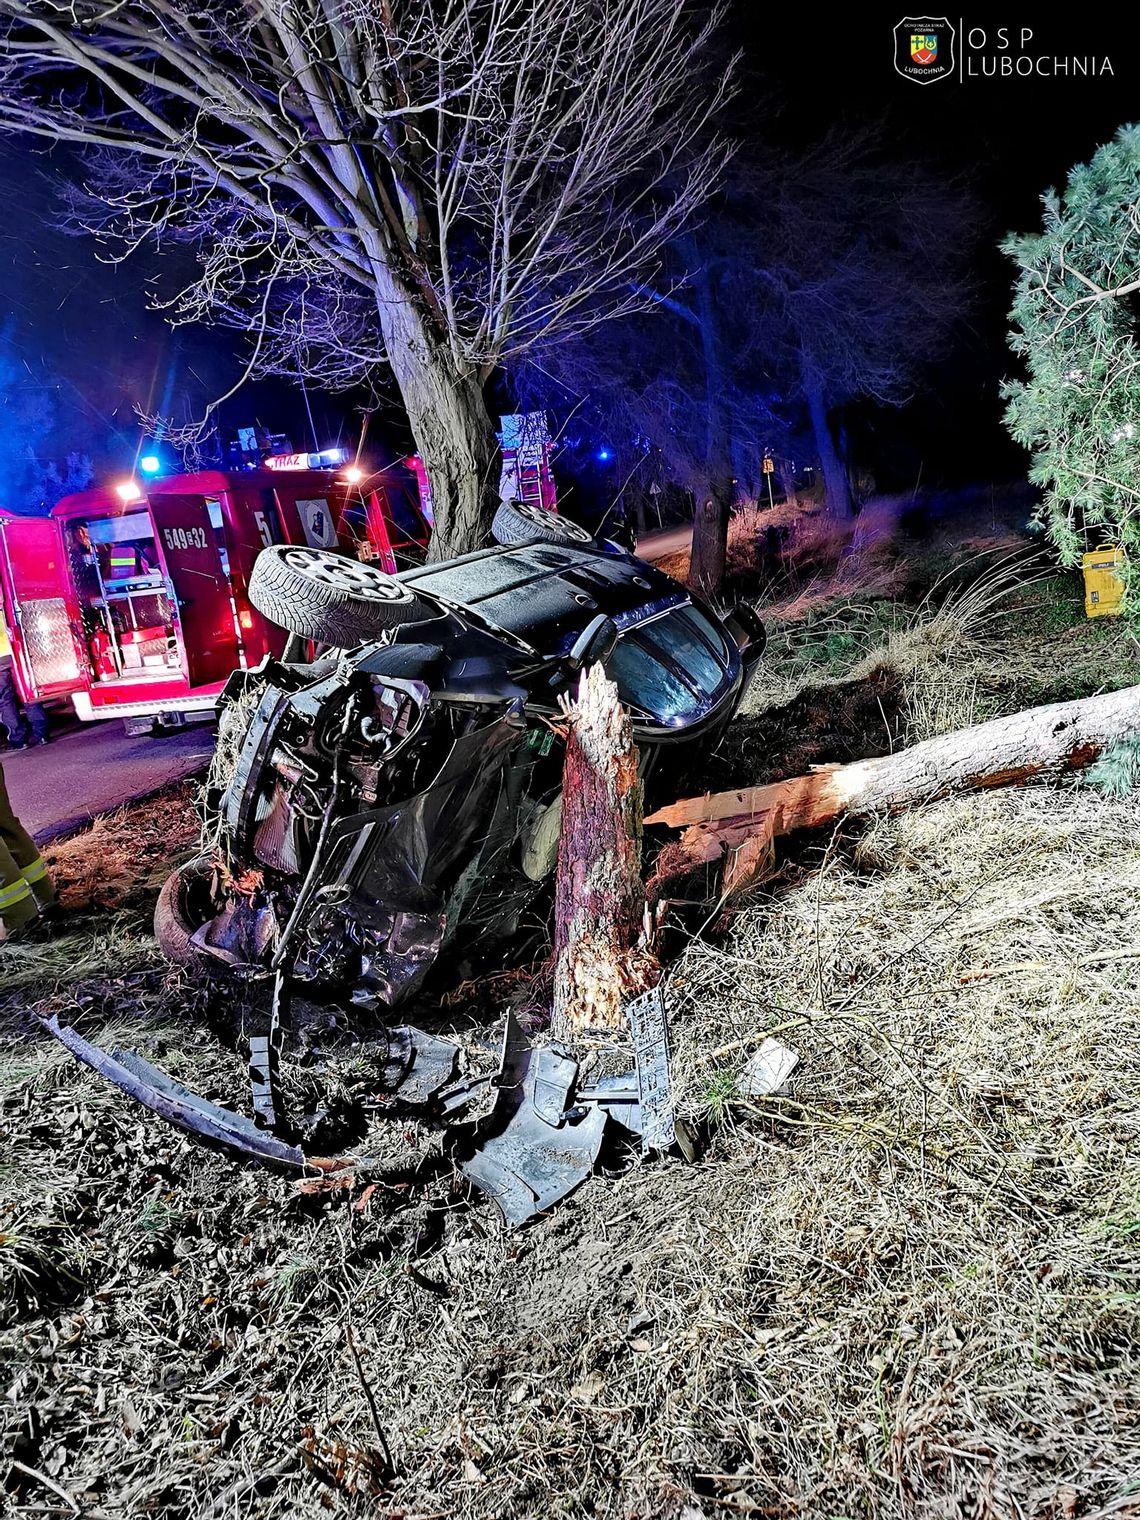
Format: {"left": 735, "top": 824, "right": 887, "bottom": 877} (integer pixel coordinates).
{"left": 153, "top": 500, "right": 765, "bottom": 1009}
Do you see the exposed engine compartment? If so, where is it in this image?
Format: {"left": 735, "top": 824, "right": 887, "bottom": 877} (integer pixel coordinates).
{"left": 191, "top": 646, "right": 562, "bottom": 1007}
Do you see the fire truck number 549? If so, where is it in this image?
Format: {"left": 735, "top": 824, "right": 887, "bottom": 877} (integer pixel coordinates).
{"left": 163, "top": 526, "right": 209, "bottom": 552}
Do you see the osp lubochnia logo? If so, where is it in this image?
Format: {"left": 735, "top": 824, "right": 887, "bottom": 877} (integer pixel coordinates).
{"left": 893, "top": 16, "right": 956, "bottom": 84}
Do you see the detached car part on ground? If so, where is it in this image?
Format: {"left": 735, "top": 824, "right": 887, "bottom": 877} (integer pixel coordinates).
{"left": 47, "top": 501, "right": 766, "bottom": 1219}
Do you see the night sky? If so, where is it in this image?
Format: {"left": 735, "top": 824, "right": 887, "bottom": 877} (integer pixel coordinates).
{"left": 0, "top": 156, "right": 356, "bottom": 483}
{"left": 736, "top": 6, "right": 1140, "bottom": 485}
{"left": 0, "top": 6, "right": 1136, "bottom": 495}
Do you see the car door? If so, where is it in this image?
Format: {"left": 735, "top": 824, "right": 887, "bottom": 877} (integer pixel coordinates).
{"left": 148, "top": 493, "right": 241, "bottom": 687}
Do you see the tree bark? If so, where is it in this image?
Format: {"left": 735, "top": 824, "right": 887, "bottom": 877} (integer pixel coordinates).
{"left": 689, "top": 492, "right": 730, "bottom": 599}
{"left": 646, "top": 683, "right": 1140, "bottom": 900}
{"left": 777, "top": 456, "right": 797, "bottom": 509}
{"left": 552, "top": 665, "right": 657, "bottom": 1040}
{"left": 803, "top": 363, "right": 852, "bottom": 520}
{"left": 371, "top": 279, "right": 500, "bottom": 561}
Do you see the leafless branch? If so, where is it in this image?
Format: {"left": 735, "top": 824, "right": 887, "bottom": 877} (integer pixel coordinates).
{"left": 0, "top": 0, "right": 731, "bottom": 386}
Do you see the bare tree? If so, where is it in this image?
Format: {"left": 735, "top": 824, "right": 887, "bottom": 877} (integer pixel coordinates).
{"left": 516, "top": 203, "right": 781, "bottom": 592}
{"left": 533, "top": 133, "right": 974, "bottom": 560}
{"left": 754, "top": 133, "right": 974, "bottom": 518}
{"left": 0, "top": 0, "right": 730, "bottom": 556}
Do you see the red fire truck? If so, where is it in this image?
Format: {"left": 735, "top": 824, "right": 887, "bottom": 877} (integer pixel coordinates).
{"left": 0, "top": 462, "right": 429, "bottom": 729}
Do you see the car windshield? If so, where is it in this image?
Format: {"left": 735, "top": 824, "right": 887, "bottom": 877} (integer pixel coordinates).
{"left": 607, "top": 604, "right": 731, "bottom": 724}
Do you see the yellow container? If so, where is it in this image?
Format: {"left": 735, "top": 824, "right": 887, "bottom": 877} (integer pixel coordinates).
{"left": 1082, "top": 545, "right": 1125, "bottom": 619}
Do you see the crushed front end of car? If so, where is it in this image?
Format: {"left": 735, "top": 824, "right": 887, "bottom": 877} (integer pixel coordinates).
{"left": 183, "top": 640, "right": 562, "bottom": 1005}
{"left": 44, "top": 521, "right": 766, "bottom": 1205}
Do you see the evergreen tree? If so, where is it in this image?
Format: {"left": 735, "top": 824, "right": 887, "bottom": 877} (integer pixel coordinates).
{"left": 1003, "top": 125, "right": 1140, "bottom": 595}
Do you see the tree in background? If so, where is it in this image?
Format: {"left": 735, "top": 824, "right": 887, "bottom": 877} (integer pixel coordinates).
{"left": 0, "top": 0, "right": 729, "bottom": 558}
{"left": 521, "top": 130, "right": 972, "bottom": 593}
{"left": 519, "top": 202, "right": 781, "bottom": 596}
{"left": 754, "top": 134, "right": 971, "bottom": 520}
{"left": 1003, "top": 124, "right": 1140, "bottom": 591}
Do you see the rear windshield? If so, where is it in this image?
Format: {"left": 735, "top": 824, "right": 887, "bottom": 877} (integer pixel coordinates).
{"left": 607, "top": 604, "right": 732, "bottom": 725}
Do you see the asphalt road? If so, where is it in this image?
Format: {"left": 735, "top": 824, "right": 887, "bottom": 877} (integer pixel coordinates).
{"left": 635, "top": 523, "right": 692, "bottom": 562}
{"left": 3, "top": 719, "right": 215, "bottom": 842}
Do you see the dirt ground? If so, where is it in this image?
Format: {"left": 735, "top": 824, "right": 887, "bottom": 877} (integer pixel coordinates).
{"left": 3, "top": 502, "right": 1140, "bottom": 1519}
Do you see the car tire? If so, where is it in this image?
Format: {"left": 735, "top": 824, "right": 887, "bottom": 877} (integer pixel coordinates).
{"left": 490, "top": 499, "right": 595, "bottom": 548}
{"left": 248, "top": 546, "right": 436, "bottom": 647}
{"left": 154, "top": 856, "right": 230, "bottom": 978}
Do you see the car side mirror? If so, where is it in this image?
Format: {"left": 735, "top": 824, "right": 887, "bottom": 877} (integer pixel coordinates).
{"left": 722, "top": 601, "right": 767, "bottom": 663}
{"left": 568, "top": 614, "right": 618, "bottom": 671}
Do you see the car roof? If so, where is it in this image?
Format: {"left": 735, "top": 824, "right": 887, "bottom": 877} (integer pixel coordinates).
{"left": 398, "top": 541, "right": 684, "bottom": 649}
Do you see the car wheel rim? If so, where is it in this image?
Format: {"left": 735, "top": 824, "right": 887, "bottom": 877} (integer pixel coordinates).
{"left": 281, "top": 548, "right": 411, "bottom": 601}
{"left": 512, "top": 501, "right": 592, "bottom": 542}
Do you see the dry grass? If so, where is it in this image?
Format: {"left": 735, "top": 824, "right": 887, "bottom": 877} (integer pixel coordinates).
{"left": 737, "top": 544, "right": 1140, "bottom": 766}
{"left": 729, "top": 484, "right": 1039, "bottom": 626}
{"left": 851, "top": 550, "right": 1060, "bottom": 742}
{"left": 691, "top": 551, "right": 1072, "bottom": 798}
{"left": 0, "top": 921, "right": 158, "bottom": 996}
{"left": 3, "top": 782, "right": 1139, "bottom": 1518}
{"left": 4, "top": 517, "right": 1140, "bottom": 1518}
{"left": 659, "top": 784, "right": 1140, "bottom": 1518}
{"left": 652, "top": 497, "right": 817, "bottom": 586}
{"left": 0, "top": 784, "right": 200, "bottom": 997}
{"left": 199, "top": 674, "right": 269, "bottom": 857}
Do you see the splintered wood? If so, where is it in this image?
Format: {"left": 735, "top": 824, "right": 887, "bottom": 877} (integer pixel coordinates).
{"left": 552, "top": 664, "right": 658, "bottom": 1040}
{"left": 646, "top": 681, "right": 1140, "bottom": 901}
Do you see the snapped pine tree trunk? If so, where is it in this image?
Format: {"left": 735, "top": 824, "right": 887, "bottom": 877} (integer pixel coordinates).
{"left": 552, "top": 665, "right": 657, "bottom": 1041}
{"left": 647, "top": 682, "right": 1140, "bottom": 899}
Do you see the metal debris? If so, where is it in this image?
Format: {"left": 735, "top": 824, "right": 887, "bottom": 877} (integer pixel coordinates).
{"left": 738, "top": 1037, "right": 799, "bottom": 1097}
{"left": 459, "top": 1012, "right": 607, "bottom": 1228}
{"left": 45, "top": 957, "right": 680, "bottom": 1226}
{"left": 626, "top": 984, "right": 676, "bottom": 1154}
{"left": 42, "top": 1016, "right": 308, "bottom": 1168}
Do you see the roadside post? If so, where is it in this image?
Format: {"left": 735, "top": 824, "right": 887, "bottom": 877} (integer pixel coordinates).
{"left": 763, "top": 451, "right": 776, "bottom": 509}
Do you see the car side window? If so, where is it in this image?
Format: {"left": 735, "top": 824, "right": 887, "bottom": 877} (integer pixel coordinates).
{"left": 605, "top": 604, "right": 733, "bottom": 724}
{"left": 606, "top": 634, "right": 696, "bottom": 722}
{"left": 641, "top": 607, "right": 727, "bottom": 696}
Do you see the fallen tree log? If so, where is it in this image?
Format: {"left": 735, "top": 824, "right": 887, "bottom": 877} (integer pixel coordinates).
{"left": 646, "top": 681, "right": 1140, "bottom": 899}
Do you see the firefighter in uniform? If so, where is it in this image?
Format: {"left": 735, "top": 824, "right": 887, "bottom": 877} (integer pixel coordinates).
{"left": 0, "top": 758, "right": 54, "bottom": 941}
{"left": 1, "top": 620, "right": 49, "bottom": 748}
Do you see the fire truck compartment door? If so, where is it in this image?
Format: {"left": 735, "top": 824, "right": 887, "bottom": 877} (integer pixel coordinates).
{"left": 149, "top": 494, "right": 241, "bottom": 687}
{"left": 0, "top": 515, "right": 83, "bottom": 701}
